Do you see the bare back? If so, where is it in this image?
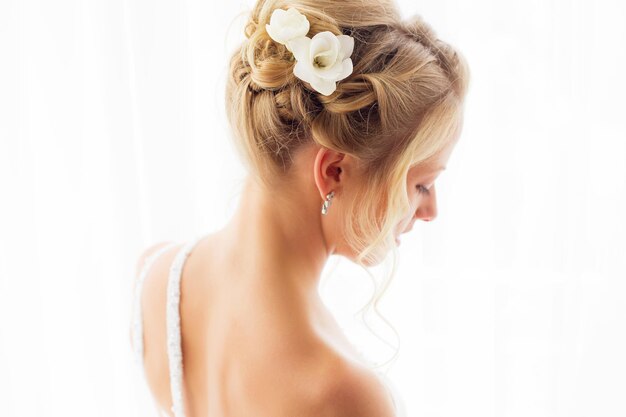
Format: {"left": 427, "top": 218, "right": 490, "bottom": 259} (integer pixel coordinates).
{"left": 134, "top": 232, "right": 389, "bottom": 417}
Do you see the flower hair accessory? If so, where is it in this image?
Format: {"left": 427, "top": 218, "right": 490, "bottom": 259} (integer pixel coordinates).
{"left": 265, "top": 7, "right": 354, "bottom": 96}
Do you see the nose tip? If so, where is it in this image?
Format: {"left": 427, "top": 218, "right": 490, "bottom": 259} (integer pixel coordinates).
{"left": 418, "top": 212, "right": 436, "bottom": 222}
{"left": 417, "top": 206, "right": 437, "bottom": 222}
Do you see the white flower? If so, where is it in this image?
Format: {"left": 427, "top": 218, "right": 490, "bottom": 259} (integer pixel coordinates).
{"left": 288, "top": 31, "right": 354, "bottom": 96}
{"left": 265, "top": 7, "right": 355, "bottom": 96}
{"left": 265, "top": 7, "right": 310, "bottom": 51}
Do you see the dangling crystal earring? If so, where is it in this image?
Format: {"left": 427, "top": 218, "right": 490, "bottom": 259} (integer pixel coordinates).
{"left": 321, "top": 191, "right": 335, "bottom": 215}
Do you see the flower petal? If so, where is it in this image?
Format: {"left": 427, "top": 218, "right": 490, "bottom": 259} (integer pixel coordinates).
{"left": 337, "top": 35, "right": 354, "bottom": 59}
{"left": 310, "top": 77, "right": 337, "bottom": 96}
{"left": 269, "top": 8, "right": 288, "bottom": 26}
{"left": 280, "top": 27, "right": 303, "bottom": 45}
{"left": 293, "top": 60, "right": 317, "bottom": 84}
{"left": 285, "top": 7, "right": 310, "bottom": 37}
{"left": 267, "top": 7, "right": 310, "bottom": 45}
{"left": 335, "top": 58, "right": 353, "bottom": 81}
{"left": 315, "top": 60, "right": 345, "bottom": 80}
{"left": 265, "top": 23, "right": 281, "bottom": 44}
{"left": 310, "top": 32, "right": 339, "bottom": 65}
{"left": 288, "top": 36, "right": 311, "bottom": 61}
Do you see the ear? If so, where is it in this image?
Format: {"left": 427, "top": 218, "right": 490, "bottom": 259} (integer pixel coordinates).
{"left": 313, "top": 146, "right": 346, "bottom": 201}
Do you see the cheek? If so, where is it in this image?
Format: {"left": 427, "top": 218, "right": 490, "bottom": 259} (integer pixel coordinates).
{"left": 398, "top": 197, "right": 421, "bottom": 229}
{"left": 406, "top": 194, "right": 420, "bottom": 219}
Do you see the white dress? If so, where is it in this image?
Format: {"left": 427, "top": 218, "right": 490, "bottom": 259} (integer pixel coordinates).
{"left": 130, "top": 234, "right": 407, "bottom": 417}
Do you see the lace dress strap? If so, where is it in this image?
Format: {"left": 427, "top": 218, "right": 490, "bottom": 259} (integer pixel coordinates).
{"left": 132, "top": 242, "right": 179, "bottom": 375}
{"left": 166, "top": 234, "right": 207, "bottom": 417}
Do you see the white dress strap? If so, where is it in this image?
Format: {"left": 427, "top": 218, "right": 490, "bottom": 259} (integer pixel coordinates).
{"left": 166, "top": 234, "right": 207, "bottom": 417}
{"left": 132, "top": 242, "right": 179, "bottom": 375}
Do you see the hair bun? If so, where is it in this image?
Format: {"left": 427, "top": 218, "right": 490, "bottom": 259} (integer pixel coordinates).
{"left": 401, "top": 14, "right": 439, "bottom": 50}
{"left": 226, "top": 0, "right": 469, "bottom": 186}
{"left": 241, "top": 17, "right": 297, "bottom": 92}
{"left": 401, "top": 14, "right": 468, "bottom": 93}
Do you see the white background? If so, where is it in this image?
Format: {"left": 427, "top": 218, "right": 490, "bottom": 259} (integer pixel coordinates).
{"left": 1, "top": 0, "right": 625, "bottom": 416}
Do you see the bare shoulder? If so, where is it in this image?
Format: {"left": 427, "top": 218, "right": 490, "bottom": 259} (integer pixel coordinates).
{"left": 129, "top": 241, "right": 179, "bottom": 344}
{"left": 236, "top": 334, "right": 396, "bottom": 417}
{"left": 289, "top": 350, "right": 397, "bottom": 417}
{"left": 319, "top": 357, "right": 397, "bottom": 417}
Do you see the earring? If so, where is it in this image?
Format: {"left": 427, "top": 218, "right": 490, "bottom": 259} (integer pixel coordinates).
{"left": 321, "top": 191, "right": 335, "bottom": 215}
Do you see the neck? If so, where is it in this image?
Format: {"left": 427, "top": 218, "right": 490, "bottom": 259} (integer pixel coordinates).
{"left": 219, "top": 174, "right": 331, "bottom": 301}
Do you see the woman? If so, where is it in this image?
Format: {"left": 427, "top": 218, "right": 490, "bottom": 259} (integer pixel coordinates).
{"left": 130, "top": 0, "right": 470, "bottom": 416}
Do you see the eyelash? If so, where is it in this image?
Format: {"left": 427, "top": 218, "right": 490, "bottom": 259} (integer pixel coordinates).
{"left": 416, "top": 184, "right": 430, "bottom": 195}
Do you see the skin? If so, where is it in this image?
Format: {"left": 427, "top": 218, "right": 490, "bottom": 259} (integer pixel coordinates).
{"left": 133, "top": 124, "right": 461, "bottom": 416}
{"left": 393, "top": 130, "right": 460, "bottom": 246}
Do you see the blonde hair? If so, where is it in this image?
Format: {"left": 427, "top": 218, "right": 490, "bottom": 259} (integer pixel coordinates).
{"left": 225, "top": 0, "right": 470, "bottom": 368}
